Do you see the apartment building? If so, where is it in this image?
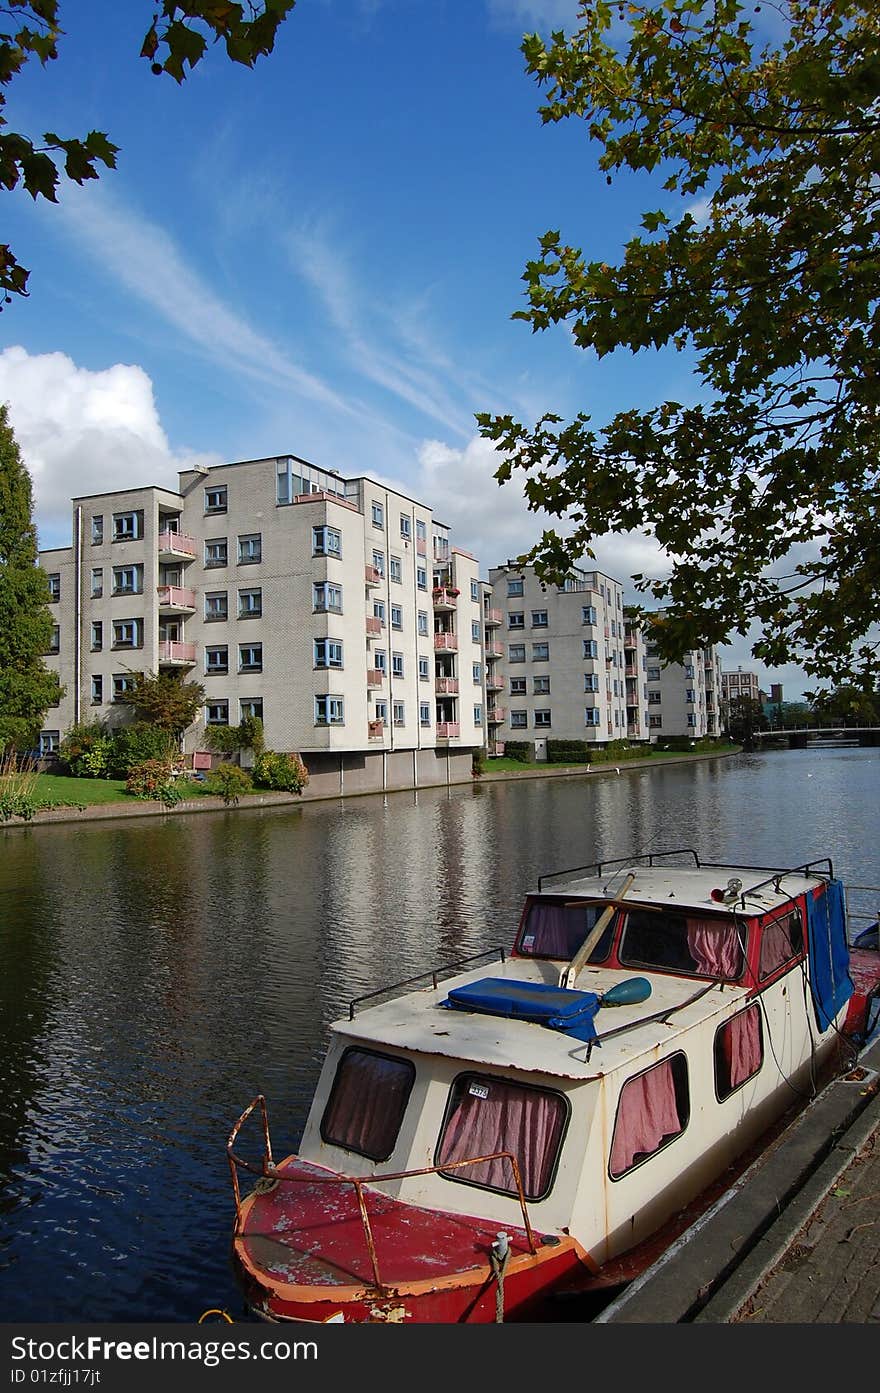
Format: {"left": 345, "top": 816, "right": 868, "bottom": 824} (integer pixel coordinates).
{"left": 643, "top": 629, "right": 723, "bottom": 739}
{"left": 722, "top": 668, "right": 762, "bottom": 708}
{"left": 38, "top": 455, "right": 484, "bottom": 792}
{"left": 486, "top": 564, "right": 643, "bottom": 752}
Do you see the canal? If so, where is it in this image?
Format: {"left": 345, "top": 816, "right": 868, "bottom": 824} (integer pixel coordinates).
{"left": 0, "top": 747, "right": 877, "bottom": 1321}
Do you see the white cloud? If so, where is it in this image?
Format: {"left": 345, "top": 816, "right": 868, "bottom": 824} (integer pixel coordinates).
{"left": 0, "top": 347, "right": 217, "bottom": 549}
{"left": 486, "top": 0, "right": 583, "bottom": 31}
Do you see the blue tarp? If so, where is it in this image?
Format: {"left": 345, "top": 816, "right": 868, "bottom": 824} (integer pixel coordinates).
{"left": 806, "top": 879, "right": 854, "bottom": 1031}
{"left": 442, "top": 978, "right": 602, "bottom": 1042}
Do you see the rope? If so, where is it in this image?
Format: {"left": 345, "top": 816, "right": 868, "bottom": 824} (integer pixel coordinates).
{"left": 489, "top": 1244, "right": 509, "bottom": 1323}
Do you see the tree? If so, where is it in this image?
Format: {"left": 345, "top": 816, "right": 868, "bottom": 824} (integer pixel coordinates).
{"left": 478, "top": 0, "right": 880, "bottom": 688}
{"left": 1, "top": 1, "right": 297, "bottom": 305}
{"left": 0, "top": 402, "right": 63, "bottom": 748}
{"left": 806, "top": 685, "right": 878, "bottom": 725}
{"left": 725, "top": 695, "right": 767, "bottom": 748}
{"left": 125, "top": 670, "right": 205, "bottom": 737}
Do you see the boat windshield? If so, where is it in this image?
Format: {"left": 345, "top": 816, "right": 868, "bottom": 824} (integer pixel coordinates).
{"left": 619, "top": 909, "right": 744, "bottom": 979}
{"left": 516, "top": 897, "right": 615, "bottom": 961}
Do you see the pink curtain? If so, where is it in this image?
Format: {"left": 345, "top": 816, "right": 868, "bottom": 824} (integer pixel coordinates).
{"left": 721, "top": 1006, "right": 762, "bottom": 1091}
{"left": 759, "top": 913, "right": 799, "bottom": 977}
{"left": 686, "top": 918, "right": 743, "bottom": 978}
{"left": 437, "top": 1079, "right": 566, "bottom": 1198}
{"left": 609, "top": 1059, "right": 683, "bottom": 1177}
{"left": 321, "top": 1050, "right": 413, "bottom": 1159}
{"left": 520, "top": 904, "right": 580, "bottom": 958}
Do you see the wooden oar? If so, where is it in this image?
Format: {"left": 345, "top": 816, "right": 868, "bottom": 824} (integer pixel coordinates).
{"left": 559, "top": 873, "right": 636, "bottom": 991}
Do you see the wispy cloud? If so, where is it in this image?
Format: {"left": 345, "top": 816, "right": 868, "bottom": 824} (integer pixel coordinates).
{"left": 485, "top": 0, "right": 583, "bottom": 32}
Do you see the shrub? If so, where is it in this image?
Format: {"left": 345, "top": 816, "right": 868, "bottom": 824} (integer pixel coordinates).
{"left": 253, "top": 750, "right": 309, "bottom": 794}
{"left": 108, "top": 723, "right": 176, "bottom": 778}
{"left": 547, "top": 739, "right": 590, "bottom": 764}
{"left": 206, "top": 762, "right": 253, "bottom": 806}
{"left": 503, "top": 741, "right": 532, "bottom": 763}
{"left": 472, "top": 746, "right": 488, "bottom": 777}
{"left": 59, "top": 721, "right": 111, "bottom": 777}
{"left": 125, "top": 759, "right": 184, "bottom": 807}
{"left": 206, "top": 716, "right": 265, "bottom": 760}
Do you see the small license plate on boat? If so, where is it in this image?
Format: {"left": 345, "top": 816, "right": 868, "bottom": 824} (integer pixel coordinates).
{"left": 469, "top": 1083, "right": 490, "bottom": 1099}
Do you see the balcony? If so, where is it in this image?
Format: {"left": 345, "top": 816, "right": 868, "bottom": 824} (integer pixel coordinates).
{"left": 367, "top": 668, "right": 384, "bottom": 688}
{"left": 365, "top": 616, "right": 382, "bottom": 636}
{"left": 157, "top": 585, "right": 196, "bottom": 613}
{"left": 365, "top": 565, "right": 382, "bottom": 587}
{"left": 432, "top": 587, "right": 459, "bottom": 611}
{"left": 368, "top": 720, "right": 384, "bottom": 740}
{"left": 436, "top": 722, "right": 460, "bottom": 740}
{"left": 484, "top": 641, "right": 504, "bottom": 659}
{"left": 416, "top": 537, "right": 427, "bottom": 556}
{"left": 157, "top": 529, "right": 197, "bottom": 561}
{"left": 158, "top": 640, "right": 197, "bottom": 667}
{"left": 483, "top": 607, "right": 502, "bottom": 626}
{"left": 627, "top": 722, "right": 642, "bottom": 737}
{"left": 435, "top": 677, "right": 459, "bottom": 695}
{"left": 486, "top": 676, "right": 504, "bottom": 692}
{"left": 434, "top": 632, "right": 458, "bottom": 652}
{"left": 487, "top": 707, "right": 505, "bottom": 724}
{"left": 625, "top": 664, "right": 637, "bottom": 677}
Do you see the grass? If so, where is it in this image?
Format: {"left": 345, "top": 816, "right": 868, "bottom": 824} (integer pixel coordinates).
{"left": 484, "top": 744, "right": 739, "bottom": 774}
{"left": 32, "top": 773, "right": 131, "bottom": 805}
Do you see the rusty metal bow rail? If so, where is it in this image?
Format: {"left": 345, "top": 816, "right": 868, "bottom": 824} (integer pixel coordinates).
{"left": 227, "top": 1094, "right": 538, "bottom": 1294}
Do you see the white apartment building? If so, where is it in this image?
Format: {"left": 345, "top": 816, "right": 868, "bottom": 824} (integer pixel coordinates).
{"left": 486, "top": 564, "right": 644, "bottom": 752}
{"left": 38, "top": 455, "right": 485, "bottom": 793}
{"left": 644, "top": 628, "right": 723, "bottom": 739}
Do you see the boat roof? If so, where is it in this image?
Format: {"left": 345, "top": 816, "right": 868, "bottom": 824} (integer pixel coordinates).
{"left": 534, "top": 860, "right": 829, "bottom": 918}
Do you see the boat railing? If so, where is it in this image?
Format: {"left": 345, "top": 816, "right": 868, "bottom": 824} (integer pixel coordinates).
{"left": 846, "top": 885, "right": 880, "bottom": 933}
{"left": 346, "top": 947, "right": 506, "bottom": 1019}
{"left": 538, "top": 848, "right": 701, "bottom": 888}
{"left": 227, "top": 1094, "right": 538, "bottom": 1293}
{"left": 538, "top": 851, "right": 838, "bottom": 900}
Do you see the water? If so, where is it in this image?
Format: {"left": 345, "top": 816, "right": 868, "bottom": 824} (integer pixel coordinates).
{"left": 0, "top": 748, "right": 876, "bottom": 1321}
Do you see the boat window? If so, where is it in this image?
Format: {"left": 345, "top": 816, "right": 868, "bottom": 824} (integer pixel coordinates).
{"left": 320, "top": 1048, "right": 415, "bottom": 1162}
{"left": 516, "top": 898, "right": 614, "bottom": 962}
{"left": 758, "top": 909, "right": 803, "bottom": 980}
{"left": 714, "top": 1004, "right": 763, "bottom": 1101}
{"left": 436, "top": 1074, "right": 568, "bottom": 1202}
{"left": 609, "top": 1053, "right": 690, "bottom": 1179}
{"left": 619, "top": 909, "right": 744, "bottom": 979}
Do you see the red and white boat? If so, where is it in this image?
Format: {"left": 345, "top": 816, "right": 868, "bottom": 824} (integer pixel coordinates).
{"left": 226, "top": 850, "right": 880, "bottom": 1323}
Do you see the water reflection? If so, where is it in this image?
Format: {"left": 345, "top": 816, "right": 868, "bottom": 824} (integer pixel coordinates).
{"left": 0, "top": 748, "right": 876, "bottom": 1319}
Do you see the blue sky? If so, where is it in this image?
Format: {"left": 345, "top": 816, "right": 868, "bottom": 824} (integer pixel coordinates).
{"left": 0, "top": 0, "right": 805, "bottom": 696}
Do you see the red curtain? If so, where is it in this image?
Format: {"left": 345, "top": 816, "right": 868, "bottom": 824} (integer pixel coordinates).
{"left": 437, "top": 1079, "right": 566, "bottom": 1199}
{"left": 609, "top": 1058, "right": 683, "bottom": 1177}
{"left": 721, "top": 1006, "right": 762, "bottom": 1091}
{"left": 686, "top": 918, "right": 743, "bottom": 978}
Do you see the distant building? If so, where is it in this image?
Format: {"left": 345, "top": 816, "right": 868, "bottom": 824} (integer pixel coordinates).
{"left": 643, "top": 629, "right": 723, "bottom": 739}
{"left": 722, "top": 668, "right": 762, "bottom": 710}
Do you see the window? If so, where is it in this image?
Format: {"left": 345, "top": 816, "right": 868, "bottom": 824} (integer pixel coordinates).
{"left": 400, "top": 514, "right": 411, "bottom": 540}
{"left": 508, "top": 644, "right": 525, "bottom": 663}
{"left": 205, "top": 591, "right": 228, "bottom": 622}
{"left": 685, "top": 689, "right": 696, "bottom": 703}
{"left": 507, "top": 578, "right": 524, "bottom": 597}
{"left": 313, "top": 582, "right": 343, "bottom": 613}
{"left": 417, "top": 610, "right": 429, "bottom": 636}
{"left": 112, "top": 511, "right": 142, "bottom": 541}
{"left": 582, "top": 605, "right": 596, "bottom": 625}
{"left": 321, "top": 1047, "right": 415, "bottom": 1161}
{"left": 649, "top": 715, "right": 662, "bottom": 729}
{"left": 91, "top": 515, "right": 103, "bottom": 544}
{"left": 759, "top": 910, "right": 803, "bottom": 980}
{"left": 374, "top": 648, "right": 387, "bottom": 674}
{"left": 420, "top": 701, "right": 431, "bottom": 726}
{"left": 583, "top": 639, "right": 598, "bottom": 659}
{"left": 510, "top": 677, "right": 526, "bottom": 695}
{"left": 205, "top": 538, "right": 228, "bottom": 568}
{"left": 508, "top": 612, "right": 525, "bottom": 629}
{"left": 240, "top": 698, "right": 263, "bottom": 722}
{"left": 472, "top": 662, "right": 482, "bottom": 683}
{"left": 238, "top": 587, "right": 262, "bottom": 618}
{"left": 91, "top": 568, "right": 103, "bottom": 598}
{"left": 206, "top": 700, "right": 229, "bottom": 725}
{"left": 205, "top": 646, "right": 228, "bottom": 674}
{"left": 112, "top": 673, "right": 136, "bottom": 701}
{"left": 314, "top": 638, "right": 343, "bottom": 669}
{"left": 112, "top": 565, "right": 142, "bottom": 595}
{"left": 532, "top": 642, "right": 550, "bottom": 661}
{"left": 473, "top": 705, "right": 483, "bottom": 725}
{"left": 238, "top": 533, "right": 262, "bottom": 564}
{"left": 393, "top": 701, "right": 405, "bottom": 727}
{"left": 437, "top": 1074, "right": 568, "bottom": 1201}
{"left": 620, "top": 909, "right": 743, "bottom": 979}
{"left": 517, "top": 898, "right": 615, "bottom": 962}
{"left": 392, "top": 651, "right": 404, "bottom": 678}
{"left": 39, "top": 730, "right": 60, "bottom": 755}
{"left": 313, "top": 526, "right": 341, "bottom": 557}
{"left": 687, "top": 713, "right": 697, "bottom": 727}
{"left": 584, "top": 673, "right": 599, "bottom": 692}
{"left": 112, "top": 619, "right": 143, "bottom": 649}
{"left": 585, "top": 708, "right": 601, "bottom": 726}
{"left": 648, "top": 691, "right": 662, "bottom": 705}
{"left": 389, "top": 556, "right": 402, "bottom": 583}
{"left": 416, "top": 519, "right": 427, "bottom": 545}
{"left": 535, "top": 709, "right": 551, "bottom": 728}
{"left": 714, "top": 1005, "right": 763, "bottom": 1101}
{"left": 470, "top": 580, "right": 480, "bottom": 601}
{"left": 373, "top": 600, "right": 386, "bottom": 625}
{"left": 390, "top": 604, "right": 403, "bottom": 630}
{"left": 372, "top": 549, "right": 385, "bottom": 577}
{"left": 534, "top": 676, "right": 550, "bottom": 695}
{"left": 609, "top": 1055, "right": 689, "bottom": 1178}
{"left": 372, "top": 501, "right": 384, "bottom": 528}
{"left": 647, "top": 667, "right": 661, "bottom": 682}
{"left": 418, "top": 656, "right": 430, "bottom": 681}
{"left": 91, "top": 621, "right": 103, "bottom": 651}
{"left": 47, "top": 573, "right": 60, "bottom": 602}
{"left": 374, "top": 700, "right": 388, "bottom": 725}
{"left": 205, "top": 486, "right": 227, "bottom": 513}
{"left": 239, "top": 643, "right": 263, "bottom": 673}
{"left": 532, "top": 610, "right": 548, "bottom": 627}
{"left": 510, "top": 711, "right": 528, "bottom": 729}
{"left": 91, "top": 676, "right": 102, "bottom": 705}
{"left": 471, "top": 620, "right": 481, "bottom": 643}
{"left": 314, "top": 694, "right": 343, "bottom": 725}
{"left": 48, "top": 624, "right": 60, "bottom": 654}
{"left": 417, "top": 566, "right": 427, "bottom": 590}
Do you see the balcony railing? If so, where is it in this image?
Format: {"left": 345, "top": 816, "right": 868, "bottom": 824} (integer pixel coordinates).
{"left": 157, "top": 585, "right": 196, "bottom": 610}
{"left": 436, "top": 722, "right": 460, "bottom": 740}
{"left": 435, "top": 677, "right": 459, "bottom": 695}
{"left": 432, "top": 587, "right": 459, "bottom": 610}
{"left": 157, "top": 529, "right": 197, "bottom": 558}
{"left": 484, "top": 642, "right": 504, "bottom": 659}
{"left": 487, "top": 707, "right": 505, "bottom": 724}
{"left": 434, "top": 632, "right": 458, "bottom": 652}
{"left": 483, "top": 607, "right": 502, "bottom": 626}
{"left": 158, "top": 640, "right": 196, "bottom": 665}
{"left": 365, "top": 616, "right": 382, "bottom": 636}
{"left": 365, "top": 566, "right": 382, "bottom": 586}
{"left": 367, "top": 668, "right": 384, "bottom": 687}
{"left": 368, "top": 720, "right": 384, "bottom": 740}
{"left": 486, "top": 676, "right": 504, "bottom": 691}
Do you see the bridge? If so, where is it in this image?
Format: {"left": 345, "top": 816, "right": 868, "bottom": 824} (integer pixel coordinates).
{"left": 753, "top": 726, "right": 880, "bottom": 749}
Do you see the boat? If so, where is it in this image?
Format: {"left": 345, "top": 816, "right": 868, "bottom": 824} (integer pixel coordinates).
{"left": 226, "top": 849, "right": 880, "bottom": 1323}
